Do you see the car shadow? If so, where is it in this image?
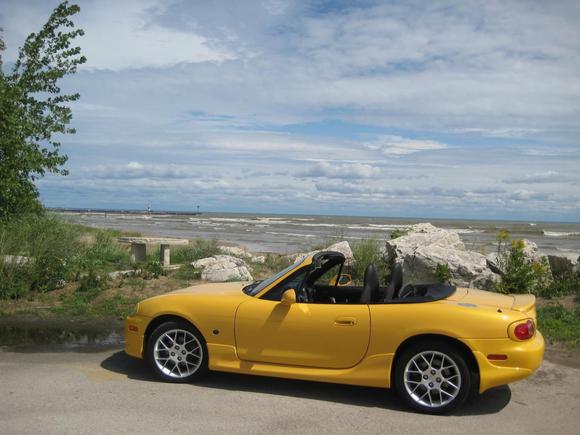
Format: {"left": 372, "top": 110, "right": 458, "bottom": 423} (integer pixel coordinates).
{"left": 101, "top": 351, "right": 511, "bottom": 416}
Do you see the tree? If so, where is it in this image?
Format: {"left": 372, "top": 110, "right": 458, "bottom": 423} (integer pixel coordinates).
{"left": 0, "top": 1, "right": 85, "bottom": 221}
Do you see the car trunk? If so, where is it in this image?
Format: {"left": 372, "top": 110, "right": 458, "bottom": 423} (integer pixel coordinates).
{"left": 450, "top": 288, "right": 536, "bottom": 314}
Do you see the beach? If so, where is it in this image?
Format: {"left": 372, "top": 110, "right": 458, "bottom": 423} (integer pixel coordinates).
{"left": 58, "top": 210, "right": 580, "bottom": 256}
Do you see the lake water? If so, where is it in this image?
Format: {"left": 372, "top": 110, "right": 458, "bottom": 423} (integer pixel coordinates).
{"left": 59, "top": 211, "right": 580, "bottom": 257}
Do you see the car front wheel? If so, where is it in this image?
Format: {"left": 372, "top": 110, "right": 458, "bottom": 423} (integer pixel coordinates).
{"left": 146, "top": 320, "right": 208, "bottom": 383}
{"left": 394, "top": 342, "right": 472, "bottom": 414}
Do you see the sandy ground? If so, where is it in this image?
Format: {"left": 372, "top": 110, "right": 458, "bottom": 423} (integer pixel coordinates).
{"left": 0, "top": 349, "right": 579, "bottom": 435}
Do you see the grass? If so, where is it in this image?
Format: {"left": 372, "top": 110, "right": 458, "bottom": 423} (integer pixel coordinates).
{"left": 0, "top": 214, "right": 132, "bottom": 299}
{"left": 173, "top": 265, "right": 201, "bottom": 283}
{"left": 348, "top": 239, "right": 388, "bottom": 284}
{"left": 170, "top": 239, "right": 221, "bottom": 264}
{"left": 50, "top": 290, "right": 141, "bottom": 318}
{"left": 538, "top": 304, "right": 580, "bottom": 350}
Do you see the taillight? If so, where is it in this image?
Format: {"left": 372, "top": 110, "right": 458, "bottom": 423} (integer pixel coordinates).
{"left": 514, "top": 319, "right": 535, "bottom": 340}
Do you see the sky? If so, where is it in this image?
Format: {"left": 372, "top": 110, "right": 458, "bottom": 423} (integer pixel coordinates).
{"left": 1, "top": 0, "right": 579, "bottom": 221}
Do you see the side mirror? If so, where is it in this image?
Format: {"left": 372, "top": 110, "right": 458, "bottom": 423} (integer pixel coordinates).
{"left": 280, "top": 289, "right": 297, "bottom": 305}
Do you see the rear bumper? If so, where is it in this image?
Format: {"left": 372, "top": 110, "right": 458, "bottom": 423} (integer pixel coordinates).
{"left": 464, "top": 331, "right": 545, "bottom": 393}
{"left": 124, "top": 315, "right": 150, "bottom": 359}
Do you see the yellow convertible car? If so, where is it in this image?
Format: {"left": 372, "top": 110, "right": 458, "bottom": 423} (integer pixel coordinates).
{"left": 125, "top": 251, "right": 544, "bottom": 414}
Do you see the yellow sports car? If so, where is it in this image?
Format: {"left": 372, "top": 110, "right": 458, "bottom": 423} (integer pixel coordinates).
{"left": 125, "top": 251, "right": 544, "bottom": 414}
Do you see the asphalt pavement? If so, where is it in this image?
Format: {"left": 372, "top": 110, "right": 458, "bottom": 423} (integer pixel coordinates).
{"left": 0, "top": 348, "right": 578, "bottom": 434}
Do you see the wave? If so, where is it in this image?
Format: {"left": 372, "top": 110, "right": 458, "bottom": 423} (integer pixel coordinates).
{"left": 265, "top": 231, "right": 316, "bottom": 238}
{"left": 543, "top": 231, "right": 580, "bottom": 237}
{"left": 449, "top": 228, "right": 485, "bottom": 234}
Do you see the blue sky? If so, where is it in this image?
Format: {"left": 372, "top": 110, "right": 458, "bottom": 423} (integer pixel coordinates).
{"left": 1, "top": 0, "right": 579, "bottom": 221}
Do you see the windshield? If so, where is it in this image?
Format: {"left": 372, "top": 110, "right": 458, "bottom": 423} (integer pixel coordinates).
{"left": 244, "top": 260, "right": 304, "bottom": 296}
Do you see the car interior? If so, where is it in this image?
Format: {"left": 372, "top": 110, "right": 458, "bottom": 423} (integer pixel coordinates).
{"left": 263, "top": 251, "right": 456, "bottom": 304}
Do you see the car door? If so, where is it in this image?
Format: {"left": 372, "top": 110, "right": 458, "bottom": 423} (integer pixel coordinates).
{"left": 234, "top": 298, "right": 370, "bottom": 369}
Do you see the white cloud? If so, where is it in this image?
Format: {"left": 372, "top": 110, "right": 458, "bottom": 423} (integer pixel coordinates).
{"left": 503, "top": 171, "right": 576, "bottom": 184}
{"left": 2, "top": 0, "right": 579, "bottom": 220}
{"left": 300, "top": 161, "right": 381, "bottom": 179}
{"left": 1, "top": 0, "right": 233, "bottom": 70}
{"left": 368, "top": 136, "right": 447, "bottom": 156}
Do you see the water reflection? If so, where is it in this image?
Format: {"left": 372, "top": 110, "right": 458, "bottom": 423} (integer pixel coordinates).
{"left": 0, "top": 321, "right": 123, "bottom": 352}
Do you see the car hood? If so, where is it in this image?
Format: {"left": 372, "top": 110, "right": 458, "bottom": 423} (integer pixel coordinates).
{"left": 449, "top": 287, "right": 535, "bottom": 312}
{"left": 167, "top": 281, "right": 250, "bottom": 297}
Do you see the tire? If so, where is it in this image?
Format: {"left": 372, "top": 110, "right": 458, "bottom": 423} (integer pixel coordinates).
{"left": 393, "top": 341, "right": 472, "bottom": 414}
{"left": 146, "top": 320, "right": 209, "bottom": 383}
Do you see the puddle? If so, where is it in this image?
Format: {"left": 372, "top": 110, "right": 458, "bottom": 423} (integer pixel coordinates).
{"left": 0, "top": 318, "right": 124, "bottom": 352}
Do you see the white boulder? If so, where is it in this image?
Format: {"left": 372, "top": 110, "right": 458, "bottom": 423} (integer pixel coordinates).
{"left": 291, "top": 241, "right": 355, "bottom": 265}
{"left": 251, "top": 255, "right": 266, "bottom": 264}
{"left": 385, "top": 223, "right": 498, "bottom": 289}
{"left": 192, "top": 255, "right": 253, "bottom": 282}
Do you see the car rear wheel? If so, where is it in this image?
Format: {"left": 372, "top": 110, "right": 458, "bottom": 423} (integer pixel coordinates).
{"left": 394, "top": 341, "right": 472, "bottom": 414}
{"left": 146, "top": 320, "right": 208, "bottom": 383}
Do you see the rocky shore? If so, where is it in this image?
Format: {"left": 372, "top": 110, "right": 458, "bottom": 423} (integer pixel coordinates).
{"left": 190, "top": 222, "right": 580, "bottom": 289}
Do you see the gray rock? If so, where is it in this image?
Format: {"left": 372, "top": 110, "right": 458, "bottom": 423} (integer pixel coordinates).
{"left": 2, "top": 255, "right": 33, "bottom": 266}
{"left": 547, "top": 253, "right": 579, "bottom": 278}
{"left": 192, "top": 255, "right": 253, "bottom": 282}
{"left": 251, "top": 255, "right": 266, "bottom": 264}
{"left": 108, "top": 269, "right": 139, "bottom": 280}
{"left": 291, "top": 241, "right": 355, "bottom": 265}
{"left": 385, "top": 223, "right": 499, "bottom": 289}
{"left": 520, "top": 239, "right": 549, "bottom": 265}
{"left": 404, "top": 244, "right": 499, "bottom": 290}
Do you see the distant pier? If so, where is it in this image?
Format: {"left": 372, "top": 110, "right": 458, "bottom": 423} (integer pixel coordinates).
{"left": 48, "top": 207, "right": 203, "bottom": 216}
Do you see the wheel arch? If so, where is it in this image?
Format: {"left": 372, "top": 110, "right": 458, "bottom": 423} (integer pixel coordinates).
{"left": 143, "top": 314, "right": 204, "bottom": 357}
{"left": 390, "top": 333, "right": 480, "bottom": 389}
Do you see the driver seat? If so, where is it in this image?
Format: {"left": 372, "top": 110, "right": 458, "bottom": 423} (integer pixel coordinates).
{"left": 359, "top": 264, "right": 380, "bottom": 304}
{"left": 383, "top": 263, "right": 403, "bottom": 301}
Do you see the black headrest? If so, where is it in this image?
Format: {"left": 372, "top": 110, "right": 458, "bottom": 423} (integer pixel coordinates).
{"left": 384, "top": 263, "right": 404, "bottom": 300}
{"left": 359, "top": 263, "right": 379, "bottom": 304}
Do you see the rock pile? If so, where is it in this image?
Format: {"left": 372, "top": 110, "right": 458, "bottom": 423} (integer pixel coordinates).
{"left": 385, "top": 223, "right": 498, "bottom": 289}
{"left": 192, "top": 255, "right": 253, "bottom": 282}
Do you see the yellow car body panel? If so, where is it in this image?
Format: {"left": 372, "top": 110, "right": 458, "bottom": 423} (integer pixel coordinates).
{"left": 125, "top": 254, "right": 544, "bottom": 394}
{"left": 235, "top": 297, "right": 370, "bottom": 368}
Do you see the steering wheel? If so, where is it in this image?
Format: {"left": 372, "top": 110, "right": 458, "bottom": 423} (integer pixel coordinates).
{"left": 398, "top": 284, "right": 416, "bottom": 299}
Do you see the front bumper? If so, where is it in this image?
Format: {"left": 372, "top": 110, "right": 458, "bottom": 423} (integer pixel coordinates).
{"left": 124, "top": 315, "right": 150, "bottom": 359}
{"left": 465, "top": 331, "right": 545, "bottom": 393}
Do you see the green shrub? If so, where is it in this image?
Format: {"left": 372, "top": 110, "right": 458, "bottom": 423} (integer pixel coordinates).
{"left": 537, "top": 272, "right": 580, "bottom": 299}
{"left": 140, "top": 259, "right": 165, "bottom": 279}
{"left": 0, "top": 215, "right": 82, "bottom": 298}
{"left": 494, "top": 235, "right": 551, "bottom": 295}
{"left": 77, "top": 269, "right": 109, "bottom": 293}
{"left": 349, "top": 239, "right": 388, "bottom": 284}
{"left": 390, "top": 229, "right": 407, "bottom": 239}
{"left": 435, "top": 263, "right": 451, "bottom": 283}
{"left": 0, "top": 214, "right": 133, "bottom": 299}
{"left": 263, "top": 253, "right": 293, "bottom": 271}
{"left": 171, "top": 239, "right": 220, "bottom": 264}
{"left": 80, "top": 230, "right": 131, "bottom": 271}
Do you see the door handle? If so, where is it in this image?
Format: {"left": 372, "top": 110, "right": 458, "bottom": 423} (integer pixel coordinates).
{"left": 334, "top": 317, "right": 357, "bottom": 326}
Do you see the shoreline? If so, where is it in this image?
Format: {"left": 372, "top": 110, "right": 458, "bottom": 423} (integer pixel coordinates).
{"left": 52, "top": 208, "right": 580, "bottom": 225}
{"left": 57, "top": 210, "right": 580, "bottom": 256}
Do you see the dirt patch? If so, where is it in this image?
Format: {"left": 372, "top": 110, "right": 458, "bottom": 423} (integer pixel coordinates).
{"left": 544, "top": 344, "right": 580, "bottom": 369}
